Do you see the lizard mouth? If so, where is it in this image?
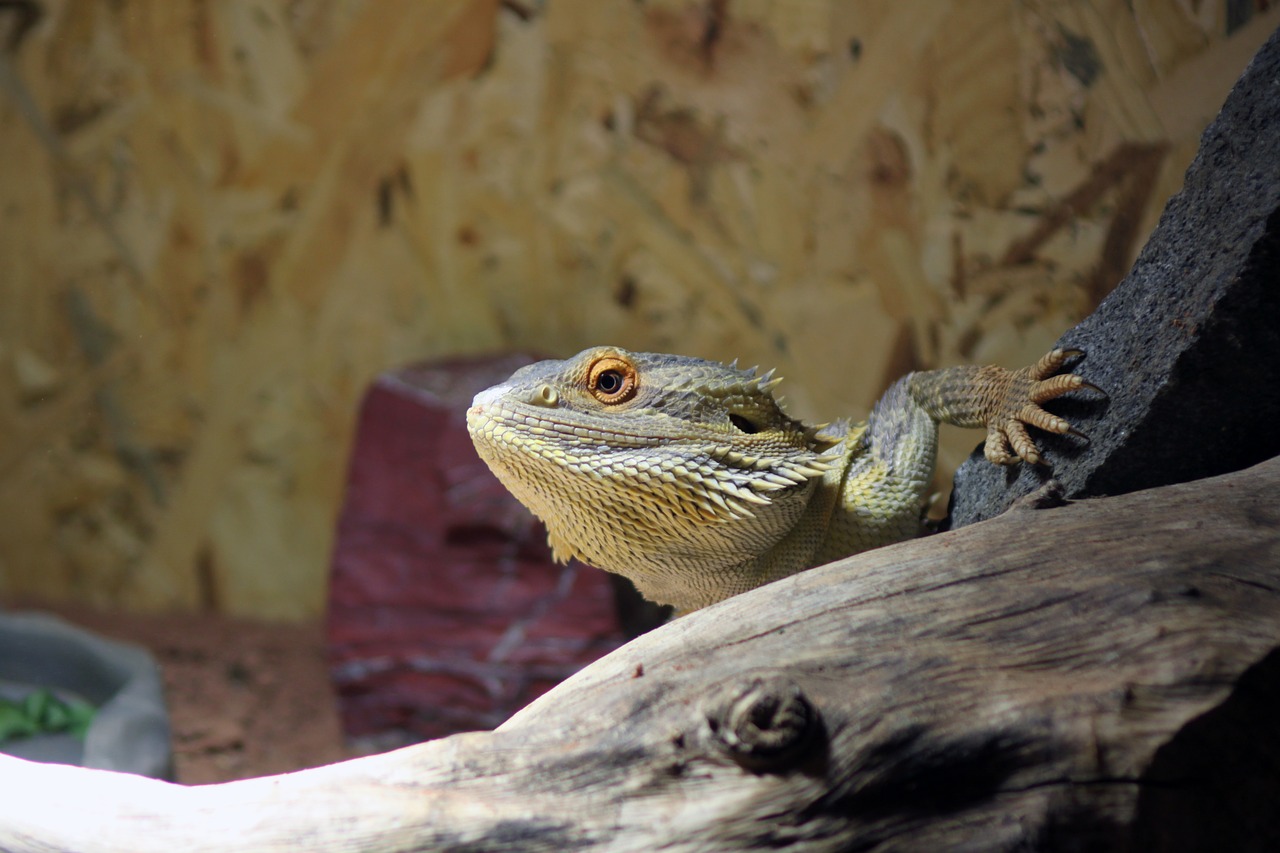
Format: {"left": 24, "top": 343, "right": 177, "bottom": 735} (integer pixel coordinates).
{"left": 468, "top": 399, "right": 693, "bottom": 450}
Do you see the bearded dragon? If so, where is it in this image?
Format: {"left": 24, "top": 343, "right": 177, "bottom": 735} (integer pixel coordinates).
{"left": 467, "top": 347, "right": 1090, "bottom": 612}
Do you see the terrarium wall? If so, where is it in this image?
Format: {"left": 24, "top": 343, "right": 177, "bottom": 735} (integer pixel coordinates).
{"left": 0, "top": 0, "right": 1274, "bottom": 620}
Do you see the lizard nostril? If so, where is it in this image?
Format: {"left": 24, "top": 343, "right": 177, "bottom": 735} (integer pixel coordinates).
{"left": 530, "top": 384, "right": 559, "bottom": 407}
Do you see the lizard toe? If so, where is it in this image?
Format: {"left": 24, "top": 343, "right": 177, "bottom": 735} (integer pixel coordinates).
{"left": 1018, "top": 403, "right": 1070, "bottom": 435}
{"left": 1028, "top": 348, "right": 1082, "bottom": 381}
{"left": 1005, "top": 419, "right": 1043, "bottom": 466}
{"left": 1029, "top": 372, "right": 1085, "bottom": 404}
{"left": 983, "top": 423, "right": 1019, "bottom": 466}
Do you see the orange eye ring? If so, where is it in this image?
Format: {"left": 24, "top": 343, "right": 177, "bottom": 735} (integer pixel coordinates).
{"left": 587, "top": 355, "right": 638, "bottom": 404}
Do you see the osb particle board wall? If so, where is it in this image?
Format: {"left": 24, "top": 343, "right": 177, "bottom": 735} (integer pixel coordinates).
{"left": 0, "top": 1, "right": 1275, "bottom": 620}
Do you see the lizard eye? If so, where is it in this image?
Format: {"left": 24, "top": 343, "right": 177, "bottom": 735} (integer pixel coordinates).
{"left": 597, "top": 370, "right": 624, "bottom": 394}
{"left": 588, "top": 356, "right": 638, "bottom": 404}
{"left": 728, "top": 413, "right": 760, "bottom": 434}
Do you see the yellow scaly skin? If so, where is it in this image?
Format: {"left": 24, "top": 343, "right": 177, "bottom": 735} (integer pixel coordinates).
{"left": 467, "top": 346, "right": 1089, "bottom": 612}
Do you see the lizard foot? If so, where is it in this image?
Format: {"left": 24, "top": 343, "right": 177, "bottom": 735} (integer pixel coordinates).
{"left": 983, "top": 349, "right": 1095, "bottom": 466}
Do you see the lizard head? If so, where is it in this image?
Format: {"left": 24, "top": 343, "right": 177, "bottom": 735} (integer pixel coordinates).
{"left": 467, "top": 346, "right": 840, "bottom": 604}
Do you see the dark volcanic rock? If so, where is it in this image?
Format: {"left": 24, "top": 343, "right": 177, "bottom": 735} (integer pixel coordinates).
{"left": 326, "top": 354, "right": 633, "bottom": 743}
{"left": 949, "top": 26, "right": 1280, "bottom": 527}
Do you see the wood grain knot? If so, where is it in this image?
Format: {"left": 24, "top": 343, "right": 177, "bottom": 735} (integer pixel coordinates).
{"left": 705, "top": 676, "right": 821, "bottom": 771}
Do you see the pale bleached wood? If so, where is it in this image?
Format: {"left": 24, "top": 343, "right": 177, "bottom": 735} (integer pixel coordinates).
{"left": 1, "top": 457, "right": 1277, "bottom": 851}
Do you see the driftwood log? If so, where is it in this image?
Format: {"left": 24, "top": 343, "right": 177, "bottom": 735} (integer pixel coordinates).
{"left": 1, "top": 456, "right": 1278, "bottom": 851}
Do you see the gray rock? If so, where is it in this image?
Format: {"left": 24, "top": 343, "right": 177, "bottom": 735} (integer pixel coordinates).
{"left": 949, "top": 25, "right": 1280, "bottom": 527}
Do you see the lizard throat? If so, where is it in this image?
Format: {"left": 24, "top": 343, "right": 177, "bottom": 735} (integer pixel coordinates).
{"left": 466, "top": 401, "right": 825, "bottom": 607}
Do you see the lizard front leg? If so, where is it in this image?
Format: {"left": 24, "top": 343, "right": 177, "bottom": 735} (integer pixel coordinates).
{"left": 811, "top": 350, "right": 1091, "bottom": 566}
{"left": 906, "top": 349, "right": 1092, "bottom": 465}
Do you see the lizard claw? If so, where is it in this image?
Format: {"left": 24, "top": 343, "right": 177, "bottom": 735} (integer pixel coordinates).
{"left": 984, "top": 348, "right": 1095, "bottom": 466}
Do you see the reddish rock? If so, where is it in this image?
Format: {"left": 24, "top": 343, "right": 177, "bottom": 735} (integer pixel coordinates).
{"left": 326, "top": 354, "right": 633, "bottom": 743}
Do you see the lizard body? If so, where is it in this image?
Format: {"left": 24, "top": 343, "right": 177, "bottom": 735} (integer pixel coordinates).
{"left": 467, "top": 347, "right": 1088, "bottom": 612}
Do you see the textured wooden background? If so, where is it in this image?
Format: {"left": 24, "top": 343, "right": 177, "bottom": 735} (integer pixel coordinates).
{"left": 1, "top": 0, "right": 1275, "bottom": 619}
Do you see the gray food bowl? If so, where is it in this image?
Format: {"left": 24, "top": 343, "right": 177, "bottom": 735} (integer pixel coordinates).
{"left": 0, "top": 611, "right": 172, "bottom": 779}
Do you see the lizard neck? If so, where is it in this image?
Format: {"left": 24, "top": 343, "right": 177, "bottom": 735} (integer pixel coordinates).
{"left": 631, "top": 437, "right": 864, "bottom": 612}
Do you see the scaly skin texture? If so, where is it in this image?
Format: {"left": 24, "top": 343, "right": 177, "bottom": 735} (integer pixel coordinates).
{"left": 467, "top": 347, "right": 1088, "bottom": 612}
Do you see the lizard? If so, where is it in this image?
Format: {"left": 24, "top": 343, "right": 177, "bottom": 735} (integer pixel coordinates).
{"left": 467, "top": 346, "right": 1092, "bottom": 613}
